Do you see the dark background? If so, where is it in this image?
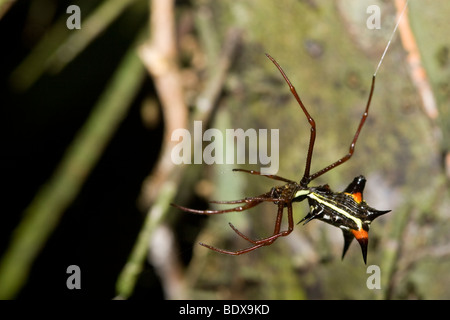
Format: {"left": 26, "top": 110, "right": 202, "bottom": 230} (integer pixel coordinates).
{"left": 0, "top": 0, "right": 164, "bottom": 299}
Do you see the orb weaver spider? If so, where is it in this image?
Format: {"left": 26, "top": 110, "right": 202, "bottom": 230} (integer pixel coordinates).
{"left": 172, "top": 53, "right": 390, "bottom": 263}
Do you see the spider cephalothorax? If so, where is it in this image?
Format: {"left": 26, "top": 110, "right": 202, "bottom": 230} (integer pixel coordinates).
{"left": 172, "top": 54, "right": 390, "bottom": 263}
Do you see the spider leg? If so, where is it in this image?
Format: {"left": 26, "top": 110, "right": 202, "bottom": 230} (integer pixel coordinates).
{"left": 232, "top": 168, "right": 295, "bottom": 183}
{"left": 209, "top": 199, "right": 251, "bottom": 204}
{"left": 226, "top": 201, "right": 285, "bottom": 245}
{"left": 308, "top": 75, "right": 376, "bottom": 181}
{"left": 199, "top": 242, "right": 267, "bottom": 255}
{"left": 266, "top": 54, "right": 376, "bottom": 185}
{"left": 209, "top": 194, "right": 280, "bottom": 204}
{"left": 171, "top": 200, "right": 263, "bottom": 215}
{"left": 199, "top": 203, "right": 294, "bottom": 255}
{"left": 227, "top": 222, "right": 259, "bottom": 244}
{"left": 172, "top": 189, "right": 284, "bottom": 215}
{"left": 265, "top": 54, "right": 316, "bottom": 187}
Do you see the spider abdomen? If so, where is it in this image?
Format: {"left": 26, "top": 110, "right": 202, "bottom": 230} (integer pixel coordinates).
{"left": 305, "top": 191, "right": 365, "bottom": 230}
{"left": 298, "top": 176, "right": 390, "bottom": 263}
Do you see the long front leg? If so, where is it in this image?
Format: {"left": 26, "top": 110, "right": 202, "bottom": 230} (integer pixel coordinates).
{"left": 265, "top": 54, "right": 317, "bottom": 187}
{"left": 232, "top": 168, "right": 295, "bottom": 183}
{"left": 308, "top": 75, "right": 376, "bottom": 181}
{"left": 171, "top": 200, "right": 263, "bottom": 215}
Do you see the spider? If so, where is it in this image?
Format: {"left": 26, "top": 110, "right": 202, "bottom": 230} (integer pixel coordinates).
{"left": 172, "top": 53, "right": 390, "bottom": 263}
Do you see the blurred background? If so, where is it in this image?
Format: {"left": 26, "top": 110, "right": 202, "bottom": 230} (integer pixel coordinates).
{"left": 0, "top": 0, "right": 449, "bottom": 300}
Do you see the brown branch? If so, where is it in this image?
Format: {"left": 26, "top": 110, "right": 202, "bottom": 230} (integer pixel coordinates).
{"left": 138, "top": 0, "right": 188, "bottom": 208}
{"left": 395, "top": 0, "right": 449, "bottom": 179}
{"left": 395, "top": 0, "right": 439, "bottom": 121}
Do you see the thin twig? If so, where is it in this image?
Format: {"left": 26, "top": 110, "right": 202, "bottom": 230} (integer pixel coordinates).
{"left": 115, "top": 178, "right": 182, "bottom": 299}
